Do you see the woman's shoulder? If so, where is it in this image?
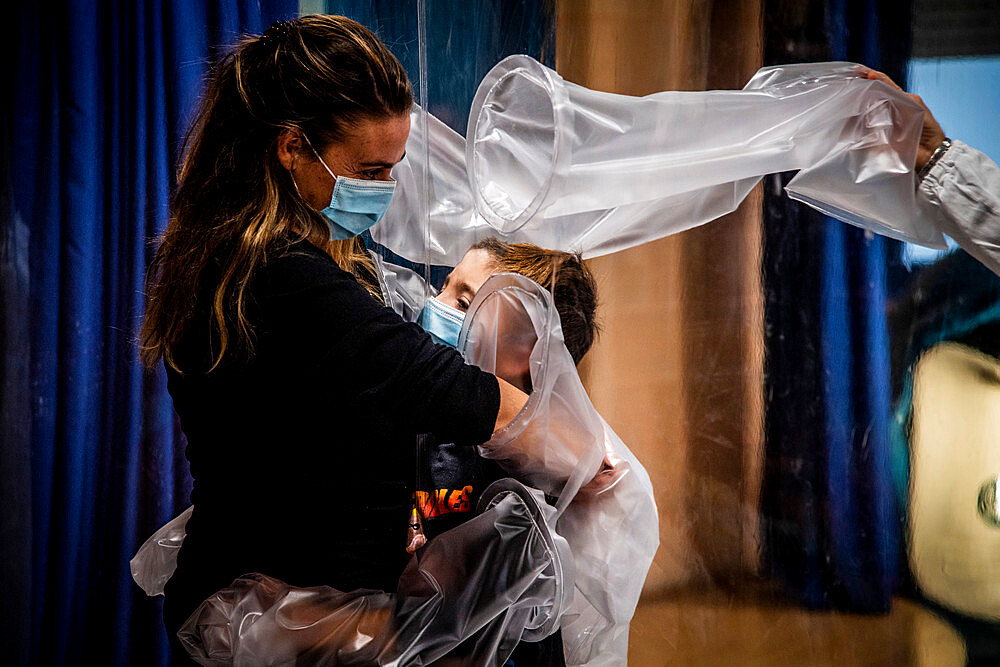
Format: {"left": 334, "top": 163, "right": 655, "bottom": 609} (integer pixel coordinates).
{"left": 266, "top": 236, "right": 341, "bottom": 270}
{"left": 254, "top": 237, "right": 356, "bottom": 294}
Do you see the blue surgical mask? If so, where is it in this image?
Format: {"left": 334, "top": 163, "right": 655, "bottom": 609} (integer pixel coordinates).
{"left": 417, "top": 297, "right": 465, "bottom": 348}
{"left": 303, "top": 137, "right": 396, "bottom": 241}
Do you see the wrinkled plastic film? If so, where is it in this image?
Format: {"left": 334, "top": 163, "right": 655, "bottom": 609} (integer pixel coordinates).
{"left": 177, "top": 480, "right": 570, "bottom": 666}
{"left": 368, "top": 249, "right": 428, "bottom": 323}
{"left": 467, "top": 57, "right": 940, "bottom": 249}
{"left": 373, "top": 106, "right": 483, "bottom": 268}
{"left": 460, "top": 273, "right": 606, "bottom": 505}
{"left": 557, "top": 416, "right": 659, "bottom": 666}
{"left": 130, "top": 505, "right": 192, "bottom": 597}
{"left": 459, "top": 274, "right": 660, "bottom": 665}
{"left": 373, "top": 57, "right": 944, "bottom": 270}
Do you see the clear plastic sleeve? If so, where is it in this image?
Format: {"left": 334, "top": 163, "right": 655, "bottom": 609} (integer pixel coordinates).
{"left": 460, "top": 273, "right": 606, "bottom": 505}
{"left": 177, "top": 478, "right": 572, "bottom": 666}
{"left": 130, "top": 505, "right": 192, "bottom": 597}
{"left": 372, "top": 58, "right": 944, "bottom": 271}
{"left": 466, "top": 56, "right": 941, "bottom": 251}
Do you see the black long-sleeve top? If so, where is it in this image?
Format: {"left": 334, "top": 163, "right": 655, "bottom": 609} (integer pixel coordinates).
{"left": 161, "top": 238, "right": 500, "bottom": 636}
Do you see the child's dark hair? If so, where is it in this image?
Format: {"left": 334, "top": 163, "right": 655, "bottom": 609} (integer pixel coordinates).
{"left": 472, "top": 238, "right": 599, "bottom": 364}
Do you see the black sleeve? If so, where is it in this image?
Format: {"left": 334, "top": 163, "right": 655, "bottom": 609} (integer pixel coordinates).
{"left": 253, "top": 244, "right": 500, "bottom": 446}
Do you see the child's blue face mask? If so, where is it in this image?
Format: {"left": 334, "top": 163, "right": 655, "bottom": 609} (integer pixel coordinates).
{"left": 417, "top": 297, "right": 465, "bottom": 348}
{"left": 303, "top": 136, "right": 396, "bottom": 241}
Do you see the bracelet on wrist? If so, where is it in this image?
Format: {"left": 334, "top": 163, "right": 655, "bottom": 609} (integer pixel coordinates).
{"left": 918, "top": 138, "right": 952, "bottom": 182}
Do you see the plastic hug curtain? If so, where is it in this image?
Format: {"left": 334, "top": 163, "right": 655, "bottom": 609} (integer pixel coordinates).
{"left": 146, "top": 53, "right": 945, "bottom": 667}
{"left": 459, "top": 274, "right": 660, "bottom": 665}
{"left": 128, "top": 3, "right": 997, "bottom": 663}
{"left": 371, "top": 56, "right": 945, "bottom": 275}
{"left": 174, "top": 479, "right": 572, "bottom": 666}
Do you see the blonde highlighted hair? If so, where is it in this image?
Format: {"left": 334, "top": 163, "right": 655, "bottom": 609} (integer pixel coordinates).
{"left": 141, "top": 15, "right": 412, "bottom": 372}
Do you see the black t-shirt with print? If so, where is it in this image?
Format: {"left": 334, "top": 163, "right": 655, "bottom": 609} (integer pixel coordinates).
{"left": 414, "top": 435, "right": 567, "bottom": 667}
{"left": 414, "top": 435, "right": 506, "bottom": 538}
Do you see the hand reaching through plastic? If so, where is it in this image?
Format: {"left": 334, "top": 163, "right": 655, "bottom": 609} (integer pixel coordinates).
{"left": 577, "top": 449, "right": 630, "bottom": 498}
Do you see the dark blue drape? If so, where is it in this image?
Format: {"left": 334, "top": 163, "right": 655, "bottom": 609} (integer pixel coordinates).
{"left": 4, "top": 1, "right": 554, "bottom": 663}
{"left": 760, "top": 0, "right": 912, "bottom": 612}
{"left": 4, "top": 2, "right": 296, "bottom": 664}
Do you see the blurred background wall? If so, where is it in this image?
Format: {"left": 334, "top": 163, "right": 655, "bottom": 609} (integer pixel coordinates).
{"left": 561, "top": 0, "right": 766, "bottom": 594}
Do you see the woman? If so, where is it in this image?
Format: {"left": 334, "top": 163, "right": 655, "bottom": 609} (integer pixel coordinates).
{"left": 139, "top": 16, "right": 526, "bottom": 648}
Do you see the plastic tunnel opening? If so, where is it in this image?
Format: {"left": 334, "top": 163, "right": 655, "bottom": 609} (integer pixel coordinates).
{"left": 467, "top": 55, "right": 561, "bottom": 233}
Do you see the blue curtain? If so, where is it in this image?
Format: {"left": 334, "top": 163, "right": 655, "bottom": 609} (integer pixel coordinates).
{"left": 760, "top": 0, "right": 912, "bottom": 612}
{"left": 3, "top": 1, "right": 554, "bottom": 663}
{"left": 3, "top": 1, "right": 296, "bottom": 664}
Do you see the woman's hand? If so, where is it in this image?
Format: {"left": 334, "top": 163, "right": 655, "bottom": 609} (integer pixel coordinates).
{"left": 859, "top": 67, "right": 947, "bottom": 172}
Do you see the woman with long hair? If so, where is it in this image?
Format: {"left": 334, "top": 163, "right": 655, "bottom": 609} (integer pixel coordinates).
{"left": 140, "top": 15, "right": 526, "bottom": 650}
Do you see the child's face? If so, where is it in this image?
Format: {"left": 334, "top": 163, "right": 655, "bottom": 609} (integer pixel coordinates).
{"left": 437, "top": 248, "right": 497, "bottom": 312}
{"left": 438, "top": 248, "right": 535, "bottom": 392}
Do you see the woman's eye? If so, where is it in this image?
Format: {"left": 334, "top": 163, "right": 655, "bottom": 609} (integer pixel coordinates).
{"left": 458, "top": 298, "right": 470, "bottom": 310}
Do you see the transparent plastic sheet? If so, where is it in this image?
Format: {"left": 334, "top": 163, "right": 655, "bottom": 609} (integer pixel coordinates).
{"left": 371, "top": 105, "right": 484, "bottom": 268}
{"left": 131, "top": 272, "right": 658, "bottom": 665}
{"left": 174, "top": 478, "right": 571, "bottom": 666}
{"left": 130, "top": 505, "right": 192, "bottom": 597}
{"left": 368, "top": 248, "right": 429, "bottom": 323}
{"left": 459, "top": 274, "right": 660, "bottom": 665}
{"left": 467, "top": 57, "right": 941, "bottom": 250}
{"left": 372, "top": 58, "right": 945, "bottom": 270}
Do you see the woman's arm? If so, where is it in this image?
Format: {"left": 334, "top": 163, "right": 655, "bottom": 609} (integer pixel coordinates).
{"left": 256, "top": 243, "right": 512, "bottom": 446}
{"left": 495, "top": 377, "right": 528, "bottom": 434}
{"left": 863, "top": 68, "right": 1000, "bottom": 277}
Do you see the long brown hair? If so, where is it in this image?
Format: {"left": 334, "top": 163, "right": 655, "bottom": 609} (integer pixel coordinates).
{"left": 141, "top": 15, "right": 412, "bottom": 372}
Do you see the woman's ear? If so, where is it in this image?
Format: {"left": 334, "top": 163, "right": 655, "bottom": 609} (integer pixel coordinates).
{"left": 276, "top": 128, "right": 303, "bottom": 171}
